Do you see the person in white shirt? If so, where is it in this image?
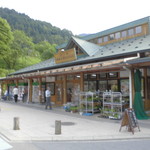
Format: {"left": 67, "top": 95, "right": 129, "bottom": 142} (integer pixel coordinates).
{"left": 45, "top": 87, "right": 52, "bottom": 109}
{"left": 13, "top": 86, "right": 18, "bottom": 103}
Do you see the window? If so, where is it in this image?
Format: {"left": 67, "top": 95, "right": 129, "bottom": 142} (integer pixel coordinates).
{"left": 99, "top": 80, "right": 107, "bottom": 91}
{"left": 121, "top": 31, "right": 127, "bottom": 38}
{"left": 128, "top": 28, "right": 134, "bottom": 36}
{"left": 103, "top": 36, "right": 108, "bottom": 42}
{"left": 108, "top": 80, "right": 118, "bottom": 91}
{"left": 88, "top": 81, "right": 97, "bottom": 92}
{"left": 67, "top": 75, "right": 74, "bottom": 80}
{"left": 115, "top": 32, "right": 121, "bottom": 39}
{"left": 97, "top": 38, "right": 102, "bottom": 44}
{"left": 109, "top": 34, "right": 115, "bottom": 40}
{"left": 108, "top": 72, "right": 118, "bottom": 78}
{"left": 99, "top": 73, "right": 107, "bottom": 78}
{"left": 46, "top": 83, "right": 55, "bottom": 95}
{"left": 84, "top": 74, "right": 88, "bottom": 80}
{"left": 135, "top": 26, "right": 142, "bottom": 34}
{"left": 89, "top": 73, "right": 97, "bottom": 79}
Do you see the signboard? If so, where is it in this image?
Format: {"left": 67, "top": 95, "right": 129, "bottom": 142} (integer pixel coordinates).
{"left": 119, "top": 108, "right": 140, "bottom": 134}
{"left": 54, "top": 48, "right": 77, "bottom": 64}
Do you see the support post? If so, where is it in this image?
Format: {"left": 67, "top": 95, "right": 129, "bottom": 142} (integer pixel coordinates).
{"left": 63, "top": 75, "right": 67, "bottom": 104}
{"left": 55, "top": 120, "right": 61, "bottom": 135}
{"left": 129, "top": 69, "right": 133, "bottom": 108}
{"left": 13, "top": 117, "right": 20, "bottom": 130}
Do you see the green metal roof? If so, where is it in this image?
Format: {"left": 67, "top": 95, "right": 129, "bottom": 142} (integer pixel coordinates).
{"left": 66, "top": 36, "right": 102, "bottom": 56}
{"left": 57, "top": 16, "right": 150, "bottom": 50}
{"left": 82, "top": 16, "right": 150, "bottom": 41}
{"left": 9, "top": 34, "right": 150, "bottom": 76}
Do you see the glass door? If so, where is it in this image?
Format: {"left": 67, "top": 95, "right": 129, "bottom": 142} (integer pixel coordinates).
{"left": 55, "top": 81, "right": 63, "bottom": 105}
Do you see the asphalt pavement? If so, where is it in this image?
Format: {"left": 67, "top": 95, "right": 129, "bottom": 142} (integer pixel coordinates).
{"left": 0, "top": 100, "right": 150, "bottom": 142}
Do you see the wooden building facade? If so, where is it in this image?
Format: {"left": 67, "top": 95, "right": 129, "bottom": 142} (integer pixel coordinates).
{"left": 1, "top": 17, "right": 150, "bottom": 110}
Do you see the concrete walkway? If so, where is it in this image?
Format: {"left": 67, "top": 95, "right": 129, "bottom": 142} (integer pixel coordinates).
{"left": 0, "top": 101, "right": 150, "bottom": 142}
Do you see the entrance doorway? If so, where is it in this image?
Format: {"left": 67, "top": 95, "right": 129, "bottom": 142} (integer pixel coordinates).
{"left": 67, "top": 81, "right": 80, "bottom": 105}
{"left": 55, "top": 81, "right": 63, "bottom": 105}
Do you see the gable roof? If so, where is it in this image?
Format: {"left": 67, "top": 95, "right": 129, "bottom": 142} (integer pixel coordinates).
{"left": 65, "top": 36, "right": 102, "bottom": 56}
{"left": 9, "top": 34, "right": 150, "bottom": 76}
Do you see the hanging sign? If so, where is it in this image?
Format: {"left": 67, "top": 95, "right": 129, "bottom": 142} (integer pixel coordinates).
{"left": 119, "top": 108, "right": 140, "bottom": 134}
{"left": 54, "top": 48, "right": 77, "bottom": 64}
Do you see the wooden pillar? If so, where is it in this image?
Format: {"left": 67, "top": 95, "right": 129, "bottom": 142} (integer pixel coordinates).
{"left": 27, "top": 79, "right": 32, "bottom": 103}
{"left": 80, "top": 72, "right": 84, "bottom": 92}
{"left": 38, "top": 78, "right": 42, "bottom": 103}
{"left": 63, "top": 75, "right": 67, "bottom": 104}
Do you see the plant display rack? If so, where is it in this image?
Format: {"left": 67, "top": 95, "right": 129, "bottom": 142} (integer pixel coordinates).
{"left": 79, "top": 91, "right": 101, "bottom": 114}
{"left": 103, "top": 92, "right": 123, "bottom": 119}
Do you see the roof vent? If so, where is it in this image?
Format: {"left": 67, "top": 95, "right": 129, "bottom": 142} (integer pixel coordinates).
{"left": 109, "top": 48, "right": 111, "bottom": 50}
{"left": 141, "top": 39, "right": 143, "bottom": 41}
{"left": 128, "top": 44, "right": 131, "bottom": 46}
{"left": 118, "top": 46, "right": 121, "bottom": 48}
{"left": 139, "top": 42, "right": 142, "bottom": 44}
{"left": 101, "top": 53, "right": 103, "bottom": 55}
{"left": 111, "top": 51, "right": 114, "bottom": 53}
{"left": 135, "top": 46, "right": 138, "bottom": 48}
{"left": 122, "top": 43, "right": 124, "bottom": 45}
{"left": 122, "top": 49, "right": 125, "bottom": 51}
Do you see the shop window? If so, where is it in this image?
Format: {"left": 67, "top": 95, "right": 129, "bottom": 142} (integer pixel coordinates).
{"left": 121, "top": 30, "right": 127, "bottom": 38}
{"left": 135, "top": 26, "right": 142, "bottom": 34}
{"left": 128, "top": 28, "right": 134, "bottom": 36}
{"left": 103, "top": 36, "right": 108, "bottom": 42}
{"left": 120, "top": 79, "right": 129, "bottom": 96}
{"left": 75, "top": 74, "right": 81, "bottom": 79}
{"left": 67, "top": 75, "right": 74, "bottom": 80}
{"left": 46, "top": 82, "right": 55, "bottom": 95}
{"left": 56, "top": 76, "right": 64, "bottom": 80}
{"left": 88, "top": 81, "right": 97, "bottom": 92}
{"left": 99, "top": 73, "right": 107, "bottom": 78}
{"left": 99, "top": 80, "right": 107, "bottom": 92}
{"left": 97, "top": 38, "right": 102, "bottom": 44}
{"left": 147, "top": 78, "right": 150, "bottom": 99}
{"left": 84, "top": 74, "right": 88, "bottom": 80}
{"left": 84, "top": 81, "right": 88, "bottom": 91}
{"left": 108, "top": 80, "right": 118, "bottom": 91}
{"left": 109, "top": 34, "right": 115, "bottom": 40}
{"left": 115, "top": 32, "right": 121, "bottom": 39}
{"left": 89, "top": 73, "right": 97, "bottom": 79}
{"left": 108, "top": 72, "right": 118, "bottom": 78}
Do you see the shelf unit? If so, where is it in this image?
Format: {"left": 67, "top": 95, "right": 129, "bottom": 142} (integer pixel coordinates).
{"left": 79, "top": 91, "right": 101, "bottom": 114}
{"left": 103, "top": 92, "right": 123, "bottom": 119}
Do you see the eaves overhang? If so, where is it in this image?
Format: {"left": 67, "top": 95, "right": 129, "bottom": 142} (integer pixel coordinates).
{"left": 8, "top": 49, "right": 150, "bottom": 76}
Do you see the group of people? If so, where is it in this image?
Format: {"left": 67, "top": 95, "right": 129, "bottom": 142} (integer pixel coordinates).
{"left": 12, "top": 86, "right": 52, "bottom": 109}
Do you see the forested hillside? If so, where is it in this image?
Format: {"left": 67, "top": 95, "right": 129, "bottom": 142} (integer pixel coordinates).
{"left": 0, "top": 7, "right": 73, "bottom": 45}
{"left": 0, "top": 8, "right": 75, "bottom": 77}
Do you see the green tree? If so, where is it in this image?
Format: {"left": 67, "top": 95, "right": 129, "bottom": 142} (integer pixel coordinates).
{"left": 2, "top": 30, "right": 40, "bottom": 70}
{"left": 0, "top": 17, "right": 13, "bottom": 56}
{"left": 35, "top": 41, "right": 56, "bottom": 60}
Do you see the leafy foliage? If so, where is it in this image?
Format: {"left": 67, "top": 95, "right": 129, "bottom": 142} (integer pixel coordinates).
{"left": 0, "top": 7, "right": 74, "bottom": 77}
{"left": 0, "top": 7, "right": 73, "bottom": 44}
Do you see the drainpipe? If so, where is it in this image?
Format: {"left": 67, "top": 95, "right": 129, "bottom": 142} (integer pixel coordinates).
{"left": 123, "top": 66, "right": 132, "bottom": 108}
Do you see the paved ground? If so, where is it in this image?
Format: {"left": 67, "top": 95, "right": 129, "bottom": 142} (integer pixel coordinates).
{"left": 0, "top": 100, "right": 150, "bottom": 142}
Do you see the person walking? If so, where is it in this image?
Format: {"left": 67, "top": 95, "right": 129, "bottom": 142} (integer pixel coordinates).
{"left": 13, "top": 86, "right": 19, "bottom": 103}
{"left": 45, "top": 87, "right": 52, "bottom": 110}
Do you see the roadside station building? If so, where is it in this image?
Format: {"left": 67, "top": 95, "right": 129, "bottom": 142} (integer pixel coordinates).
{"left": 1, "top": 16, "right": 150, "bottom": 112}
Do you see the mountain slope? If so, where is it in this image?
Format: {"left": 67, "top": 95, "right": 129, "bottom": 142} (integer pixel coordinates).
{"left": 0, "top": 7, "right": 73, "bottom": 45}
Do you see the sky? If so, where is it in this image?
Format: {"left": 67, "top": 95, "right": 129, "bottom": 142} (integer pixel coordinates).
{"left": 0, "top": 0, "right": 150, "bottom": 35}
